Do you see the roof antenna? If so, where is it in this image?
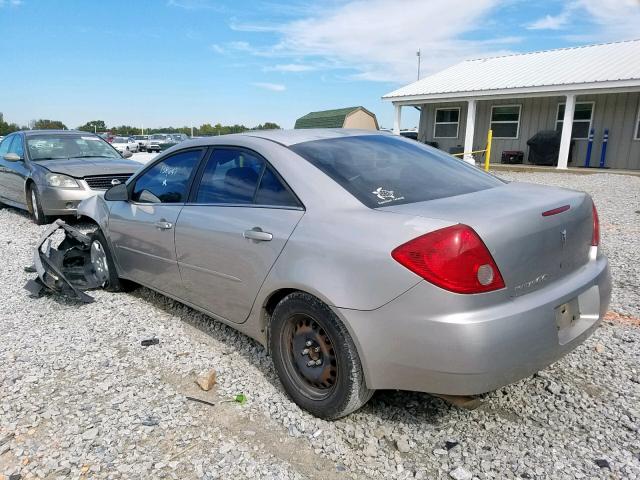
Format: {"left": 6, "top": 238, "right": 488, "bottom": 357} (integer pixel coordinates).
{"left": 416, "top": 49, "right": 421, "bottom": 81}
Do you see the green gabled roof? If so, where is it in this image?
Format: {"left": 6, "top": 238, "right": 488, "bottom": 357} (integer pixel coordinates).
{"left": 294, "top": 106, "right": 362, "bottom": 129}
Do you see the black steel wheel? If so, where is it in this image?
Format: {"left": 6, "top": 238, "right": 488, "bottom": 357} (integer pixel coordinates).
{"left": 270, "top": 292, "right": 373, "bottom": 419}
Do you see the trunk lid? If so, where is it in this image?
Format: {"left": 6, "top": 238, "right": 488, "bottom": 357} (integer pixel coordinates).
{"left": 379, "top": 182, "right": 593, "bottom": 297}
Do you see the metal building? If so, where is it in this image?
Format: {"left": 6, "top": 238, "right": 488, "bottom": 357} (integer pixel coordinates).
{"left": 383, "top": 40, "right": 640, "bottom": 170}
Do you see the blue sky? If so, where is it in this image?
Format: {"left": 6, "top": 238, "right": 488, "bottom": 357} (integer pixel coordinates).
{"left": 1, "top": 0, "right": 638, "bottom": 130}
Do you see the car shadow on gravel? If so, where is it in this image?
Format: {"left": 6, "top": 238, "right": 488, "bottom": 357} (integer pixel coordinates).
{"left": 126, "top": 285, "right": 464, "bottom": 424}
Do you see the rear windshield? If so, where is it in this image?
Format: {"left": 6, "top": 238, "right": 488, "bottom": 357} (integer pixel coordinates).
{"left": 290, "top": 135, "right": 504, "bottom": 208}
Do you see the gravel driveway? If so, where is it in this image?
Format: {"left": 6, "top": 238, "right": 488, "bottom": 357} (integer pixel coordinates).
{"left": 1, "top": 172, "right": 638, "bottom": 480}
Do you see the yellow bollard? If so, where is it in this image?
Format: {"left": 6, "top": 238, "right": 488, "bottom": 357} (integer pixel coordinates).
{"left": 484, "top": 129, "right": 493, "bottom": 172}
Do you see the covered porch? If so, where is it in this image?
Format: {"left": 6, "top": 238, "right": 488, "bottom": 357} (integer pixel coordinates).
{"left": 383, "top": 40, "right": 640, "bottom": 171}
{"left": 390, "top": 87, "right": 640, "bottom": 171}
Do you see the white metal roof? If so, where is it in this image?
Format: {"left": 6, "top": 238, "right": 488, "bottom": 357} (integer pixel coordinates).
{"left": 383, "top": 40, "right": 640, "bottom": 102}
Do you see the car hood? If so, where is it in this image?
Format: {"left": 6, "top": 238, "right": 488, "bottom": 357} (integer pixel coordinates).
{"left": 37, "top": 158, "right": 142, "bottom": 178}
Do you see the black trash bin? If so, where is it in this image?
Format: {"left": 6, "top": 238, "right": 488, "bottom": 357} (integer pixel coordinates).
{"left": 527, "top": 130, "right": 565, "bottom": 166}
{"left": 527, "top": 130, "right": 561, "bottom": 166}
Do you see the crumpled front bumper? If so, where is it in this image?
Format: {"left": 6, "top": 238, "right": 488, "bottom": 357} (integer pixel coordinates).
{"left": 24, "top": 220, "right": 104, "bottom": 303}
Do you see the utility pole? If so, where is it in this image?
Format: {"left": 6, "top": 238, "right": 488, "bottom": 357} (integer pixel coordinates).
{"left": 416, "top": 49, "right": 421, "bottom": 81}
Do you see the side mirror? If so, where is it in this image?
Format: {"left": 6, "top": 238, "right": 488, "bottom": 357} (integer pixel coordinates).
{"left": 3, "top": 153, "right": 22, "bottom": 162}
{"left": 122, "top": 150, "right": 133, "bottom": 159}
{"left": 104, "top": 183, "right": 129, "bottom": 201}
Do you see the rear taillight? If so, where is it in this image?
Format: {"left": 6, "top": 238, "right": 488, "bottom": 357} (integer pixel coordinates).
{"left": 391, "top": 224, "right": 505, "bottom": 294}
{"left": 592, "top": 201, "right": 600, "bottom": 246}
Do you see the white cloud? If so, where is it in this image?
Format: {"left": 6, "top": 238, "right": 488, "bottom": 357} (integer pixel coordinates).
{"left": 265, "top": 63, "right": 319, "bottom": 72}
{"left": 210, "top": 44, "right": 226, "bottom": 54}
{"left": 575, "top": 0, "right": 640, "bottom": 40}
{"left": 167, "top": 0, "right": 223, "bottom": 11}
{"left": 526, "top": 13, "right": 570, "bottom": 30}
{"left": 0, "top": 0, "right": 23, "bottom": 6}
{"left": 228, "top": 0, "right": 515, "bottom": 83}
{"left": 252, "top": 82, "right": 286, "bottom": 91}
{"left": 527, "top": 0, "right": 640, "bottom": 38}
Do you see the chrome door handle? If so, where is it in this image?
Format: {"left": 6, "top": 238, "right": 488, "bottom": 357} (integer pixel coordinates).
{"left": 154, "top": 220, "right": 173, "bottom": 230}
{"left": 243, "top": 228, "right": 273, "bottom": 242}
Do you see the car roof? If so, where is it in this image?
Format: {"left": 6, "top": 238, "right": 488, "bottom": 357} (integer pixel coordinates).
{"left": 242, "top": 128, "right": 388, "bottom": 146}
{"left": 178, "top": 128, "right": 389, "bottom": 149}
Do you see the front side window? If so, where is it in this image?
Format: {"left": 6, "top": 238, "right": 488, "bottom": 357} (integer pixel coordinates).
{"left": 556, "top": 102, "right": 594, "bottom": 139}
{"left": 290, "top": 135, "right": 503, "bottom": 209}
{"left": 635, "top": 102, "right": 640, "bottom": 140}
{"left": 8, "top": 135, "right": 24, "bottom": 157}
{"left": 0, "top": 135, "right": 14, "bottom": 157}
{"left": 433, "top": 108, "right": 460, "bottom": 138}
{"left": 490, "top": 105, "right": 521, "bottom": 139}
{"left": 132, "top": 149, "right": 202, "bottom": 203}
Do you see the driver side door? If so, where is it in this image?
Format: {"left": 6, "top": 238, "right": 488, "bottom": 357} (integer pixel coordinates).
{"left": 108, "top": 148, "right": 205, "bottom": 297}
{"left": 1, "top": 134, "right": 29, "bottom": 205}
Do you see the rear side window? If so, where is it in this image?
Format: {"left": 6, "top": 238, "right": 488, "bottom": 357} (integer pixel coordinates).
{"left": 195, "top": 149, "right": 263, "bottom": 204}
{"left": 194, "top": 148, "right": 299, "bottom": 207}
{"left": 290, "top": 135, "right": 503, "bottom": 208}
{"left": 132, "top": 149, "right": 202, "bottom": 203}
{"left": 254, "top": 167, "right": 299, "bottom": 207}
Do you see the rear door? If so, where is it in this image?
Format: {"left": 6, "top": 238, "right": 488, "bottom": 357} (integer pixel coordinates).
{"left": 108, "top": 148, "right": 205, "bottom": 296}
{"left": 175, "top": 147, "right": 304, "bottom": 324}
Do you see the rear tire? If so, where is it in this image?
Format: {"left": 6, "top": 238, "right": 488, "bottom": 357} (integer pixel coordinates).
{"left": 270, "top": 292, "right": 373, "bottom": 420}
{"left": 87, "top": 229, "right": 136, "bottom": 292}
{"left": 28, "top": 185, "right": 49, "bottom": 225}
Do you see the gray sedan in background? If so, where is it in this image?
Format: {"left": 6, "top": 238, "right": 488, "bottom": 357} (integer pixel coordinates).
{"left": 76, "top": 129, "right": 610, "bottom": 419}
{"left": 0, "top": 130, "right": 141, "bottom": 224}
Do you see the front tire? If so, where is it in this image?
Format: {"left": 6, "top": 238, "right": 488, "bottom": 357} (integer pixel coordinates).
{"left": 87, "top": 229, "right": 134, "bottom": 292}
{"left": 270, "top": 292, "right": 373, "bottom": 419}
{"left": 28, "top": 185, "right": 49, "bottom": 225}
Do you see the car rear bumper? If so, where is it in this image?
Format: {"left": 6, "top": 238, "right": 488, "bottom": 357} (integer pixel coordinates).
{"left": 338, "top": 254, "right": 611, "bottom": 395}
{"left": 39, "top": 184, "right": 102, "bottom": 216}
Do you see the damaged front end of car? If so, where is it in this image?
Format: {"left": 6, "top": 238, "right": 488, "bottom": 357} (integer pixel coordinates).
{"left": 24, "top": 219, "right": 109, "bottom": 303}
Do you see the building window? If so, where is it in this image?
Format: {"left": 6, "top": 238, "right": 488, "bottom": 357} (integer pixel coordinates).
{"left": 556, "top": 102, "right": 594, "bottom": 140}
{"left": 635, "top": 102, "right": 640, "bottom": 140}
{"left": 490, "top": 105, "right": 521, "bottom": 139}
{"left": 433, "top": 108, "right": 460, "bottom": 138}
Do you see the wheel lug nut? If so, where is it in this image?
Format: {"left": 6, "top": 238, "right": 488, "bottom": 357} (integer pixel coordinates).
{"left": 313, "top": 347, "right": 320, "bottom": 353}
{"left": 305, "top": 340, "right": 312, "bottom": 347}
{"left": 315, "top": 359, "right": 322, "bottom": 366}
{"left": 306, "top": 360, "right": 315, "bottom": 367}
{"left": 301, "top": 348, "right": 309, "bottom": 355}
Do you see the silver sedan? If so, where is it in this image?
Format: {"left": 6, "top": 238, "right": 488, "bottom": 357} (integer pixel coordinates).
{"left": 0, "top": 130, "right": 141, "bottom": 224}
{"left": 77, "top": 129, "right": 611, "bottom": 419}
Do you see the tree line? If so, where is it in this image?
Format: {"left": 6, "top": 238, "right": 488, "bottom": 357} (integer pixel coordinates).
{"left": 0, "top": 114, "right": 280, "bottom": 137}
{"left": 77, "top": 121, "right": 281, "bottom": 136}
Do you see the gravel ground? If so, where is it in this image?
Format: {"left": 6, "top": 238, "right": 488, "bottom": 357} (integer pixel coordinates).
{"left": 1, "top": 171, "right": 639, "bottom": 480}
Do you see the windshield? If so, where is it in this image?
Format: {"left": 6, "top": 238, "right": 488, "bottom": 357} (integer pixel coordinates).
{"left": 150, "top": 134, "right": 165, "bottom": 140}
{"left": 290, "top": 134, "right": 504, "bottom": 208}
{"left": 27, "top": 134, "right": 121, "bottom": 160}
{"left": 113, "top": 137, "right": 129, "bottom": 143}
